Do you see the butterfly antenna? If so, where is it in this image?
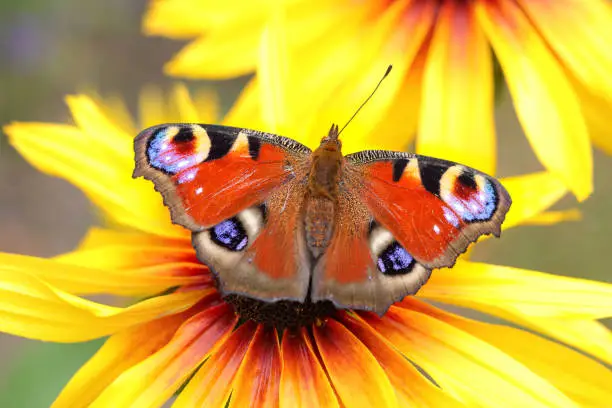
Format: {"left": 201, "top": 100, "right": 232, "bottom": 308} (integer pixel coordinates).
{"left": 337, "top": 64, "right": 393, "bottom": 136}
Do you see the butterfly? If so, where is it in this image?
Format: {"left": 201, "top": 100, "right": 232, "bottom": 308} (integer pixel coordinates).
{"left": 134, "top": 123, "right": 511, "bottom": 315}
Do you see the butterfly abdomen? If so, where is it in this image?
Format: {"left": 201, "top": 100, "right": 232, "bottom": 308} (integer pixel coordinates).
{"left": 304, "top": 129, "right": 344, "bottom": 257}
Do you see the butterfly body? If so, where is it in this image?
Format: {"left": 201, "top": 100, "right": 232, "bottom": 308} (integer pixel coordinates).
{"left": 134, "top": 123, "right": 511, "bottom": 315}
{"left": 305, "top": 124, "right": 343, "bottom": 256}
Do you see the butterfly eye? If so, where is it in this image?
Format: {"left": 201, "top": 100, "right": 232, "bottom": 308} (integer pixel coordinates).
{"left": 210, "top": 218, "right": 248, "bottom": 251}
{"left": 377, "top": 241, "right": 415, "bottom": 275}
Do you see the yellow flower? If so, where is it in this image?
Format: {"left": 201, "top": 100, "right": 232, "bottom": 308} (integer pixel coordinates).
{"left": 2, "top": 81, "right": 612, "bottom": 407}
{"left": 144, "top": 0, "right": 612, "bottom": 201}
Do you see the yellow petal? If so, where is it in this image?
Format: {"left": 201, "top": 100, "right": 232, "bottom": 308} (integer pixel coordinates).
{"left": 144, "top": 0, "right": 293, "bottom": 38}
{"left": 174, "top": 321, "right": 257, "bottom": 408}
{"left": 0, "top": 268, "right": 206, "bottom": 342}
{"left": 420, "top": 260, "right": 612, "bottom": 320}
{"left": 315, "top": 0, "right": 427, "bottom": 154}
{"left": 192, "top": 88, "right": 220, "bottom": 124}
{"left": 422, "top": 258, "right": 612, "bottom": 364}
{"left": 139, "top": 85, "right": 171, "bottom": 128}
{"left": 59, "top": 228, "right": 193, "bottom": 266}
{"left": 500, "top": 171, "right": 568, "bottom": 229}
{"left": 165, "top": 27, "right": 260, "bottom": 79}
{"left": 363, "top": 307, "right": 577, "bottom": 407}
{"left": 0, "top": 251, "right": 205, "bottom": 297}
{"left": 515, "top": 0, "right": 612, "bottom": 101}
{"left": 259, "top": 10, "right": 292, "bottom": 134}
{"left": 223, "top": 1, "right": 380, "bottom": 145}
{"left": 143, "top": 0, "right": 213, "bottom": 38}
{"left": 169, "top": 83, "right": 201, "bottom": 123}
{"left": 66, "top": 94, "right": 132, "bottom": 158}
{"left": 90, "top": 303, "right": 237, "bottom": 408}
{"left": 371, "top": 43, "right": 427, "bottom": 152}
{"left": 417, "top": 2, "right": 495, "bottom": 174}
{"left": 400, "top": 298, "right": 612, "bottom": 407}
{"left": 518, "top": 318, "right": 612, "bottom": 366}
{"left": 224, "top": 78, "right": 265, "bottom": 130}
{"left": 51, "top": 230, "right": 198, "bottom": 297}
{"left": 568, "top": 74, "right": 612, "bottom": 155}
{"left": 339, "top": 312, "right": 464, "bottom": 406}
{"left": 4, "top": 107, "right": 183, "bottom": 238}
{"left": 476, "top": 1, "right": 593, "bottom": 200}
{"left": 53, "top": 302, "right": 205, "bottom": 408}
{"left": 96, "top": 93, "right": 137, "bottom": 135}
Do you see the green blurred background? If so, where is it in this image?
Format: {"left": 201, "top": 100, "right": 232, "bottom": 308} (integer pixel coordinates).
{"left": 0, "top": 1, "right": 610, "bottom": 406}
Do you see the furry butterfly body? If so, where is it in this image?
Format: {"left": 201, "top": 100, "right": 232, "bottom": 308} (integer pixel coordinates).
{"left": 134, "top": 123, "right": 511, "bottom": 314}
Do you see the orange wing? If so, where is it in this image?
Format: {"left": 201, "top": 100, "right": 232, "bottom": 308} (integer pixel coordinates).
{"left": 134, "top": 123, "right": 311, "bottom": 230}
{"left": 312, "top": 151, "right": 510, "bottom": 314}
{"left": 346, "top": 151, "right": 511, "bottom": 268}
{"left": 310, "top": 187, "right": 432, "bottom": 314}
{"left": 135, "top": 124, "right": 313, "bottom": 302}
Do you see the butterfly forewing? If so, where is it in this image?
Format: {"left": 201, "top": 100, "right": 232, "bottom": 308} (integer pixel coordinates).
{"left": 345, "top": 150, "right": 510, "bottom": 267}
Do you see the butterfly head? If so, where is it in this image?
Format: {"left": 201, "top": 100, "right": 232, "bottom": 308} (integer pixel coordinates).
{"left": 318, "top": 123, "right": 342, "bottom": 152}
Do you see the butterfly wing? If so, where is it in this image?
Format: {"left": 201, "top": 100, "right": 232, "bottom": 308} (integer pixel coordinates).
{"left": 312, "top": 150, "right": 511, "bottom": 314}
{"left": 134, "top": 123, "right": 313, "bottom": 301}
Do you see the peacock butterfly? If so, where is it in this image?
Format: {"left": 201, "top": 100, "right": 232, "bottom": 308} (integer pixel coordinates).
{"left": 133, "top": 120, "right": 511, "bottom": 315}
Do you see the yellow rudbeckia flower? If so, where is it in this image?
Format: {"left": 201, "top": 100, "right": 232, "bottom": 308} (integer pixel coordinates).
{"left": 144, "top": 0, "right": 612, "bottom": 201}
{"left": 2, "top": 78, "right": 612, "bottom": 407}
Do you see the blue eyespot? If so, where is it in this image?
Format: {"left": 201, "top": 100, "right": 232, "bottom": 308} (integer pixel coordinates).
{"left": 448, "top": 178, "right": 497, "bottom": 222}
{"left": 210, "top": 218, "right": 248, "bottom": 251}
{"left": 377, "top": 242, "right": 415, "bottom": 275}
{"left": 146, "top": 126, "right": 206, "bottom": 175}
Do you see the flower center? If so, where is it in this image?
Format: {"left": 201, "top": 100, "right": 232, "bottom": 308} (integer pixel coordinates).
{"left": 224, "top": 294, "right": 337, "bottom": 329}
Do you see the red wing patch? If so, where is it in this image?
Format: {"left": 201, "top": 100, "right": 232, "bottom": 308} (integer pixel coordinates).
{"left": 358, "top": 160, "right": 465, "bottom": 264}
{"left": 247, "top": 185, "right": 305, "bottom": 281}
{"left": 310, "top": 191, "right": 433, "bottom": 314}
{"left": 346, "top": 153, "right": 511, "bottom": 268}
{"left": 134, "top": 124, "right": 311, "bottom": 230}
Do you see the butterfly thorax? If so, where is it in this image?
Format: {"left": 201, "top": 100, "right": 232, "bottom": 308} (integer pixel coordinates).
{"left": 304, "top": 125, "right": 343, "bottom": 258}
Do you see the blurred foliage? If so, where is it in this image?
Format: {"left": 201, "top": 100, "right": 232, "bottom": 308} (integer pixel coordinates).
{"left": 0, "top": 338, "right": 103, "bottom": 407}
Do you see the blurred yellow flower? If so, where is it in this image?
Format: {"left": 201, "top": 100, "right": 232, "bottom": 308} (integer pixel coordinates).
{"left": 144, "top": 0, "right": 612, "bottom": 201}
{"left": 1, "top": 81, "right": 612, "bottom": 407}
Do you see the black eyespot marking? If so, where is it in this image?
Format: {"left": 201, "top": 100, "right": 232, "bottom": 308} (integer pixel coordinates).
{"left": 457, "top": 171, "right": 477, "bottom": 190}
{"left": 210, "top": 217, "right": 248, "bottom": 251}
{"left": 172, "top": 127, "right": 195, "bottom": 143}
{"left": 206, "top": 132, "right": 236, "bottom": 162}
{"left": 377, "top": 242, "right": 415, "bottom": 276}
{"left": 392, "top": 159, "right": 408, "bottom": 182}
{"left": 248, "top": 135, "right": 261, "bottom": 160}
{"left": 419, "top": 163, "right": 448, "bottom": 197}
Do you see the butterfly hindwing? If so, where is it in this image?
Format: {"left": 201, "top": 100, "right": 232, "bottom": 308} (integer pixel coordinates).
{"left": 134, "top": 123, "right": 313, "bottom": 301}
{"left": 311, "top": 188, "right": 433, "bottom": 313}
{"left": 192, "top": 183, "right": 312, "bottom": 302}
